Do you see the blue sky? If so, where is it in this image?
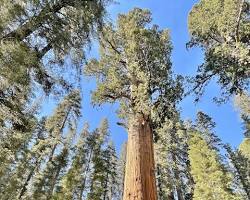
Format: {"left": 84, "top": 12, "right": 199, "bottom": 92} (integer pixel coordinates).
{"left": 43, "top": 0, "right": 244, "bottom": 153}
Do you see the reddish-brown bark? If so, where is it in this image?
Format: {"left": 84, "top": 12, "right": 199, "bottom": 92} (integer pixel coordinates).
{"left": 123, "top": 115, "right": 157, "bottom": 200}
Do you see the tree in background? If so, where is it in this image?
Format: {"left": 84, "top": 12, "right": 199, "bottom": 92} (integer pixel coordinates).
{"left": 117, "top": 142, "right": 127, "bottom": 200}
{"left": 0, "top": 89, "right": 81, "bottom": 199}
{"left": 0, "top": 100, "right": 120, "bottom": 200}
{"left": 234, "top": 92, "right": 250, "bottom": 162}
{"left": 225, "top": 92, "right": 250, "bottom": 199}
{"left": 0, "top": 0, "right": 110, "bottom": 167}
{"left": 188, "top": 112, "right": 240, "bottom": 200}
{"left": 85, "top": 8, "right": 183, "bottom": 199}
{"left": 236, "top": 92, "right": 250, "bottom": 159}
{"left": 188, "top": 0, "right": 250, "bottom": 99}
{"left": 188, "top": 132, "right": 237, "bottom": 200}
{"left": 87, "top": 120, "right": 118, "bottom": 200}
{"left": 226, "top": 145, "right": 250, "bottom": 199}
{"left": 25, "top": 90, "right": 81, "bottom": 199}
{"left": 154, "top": 114, "right": 193, "bottom": 200}
{"left": 0, "top": 2, "right": 110, "bottom": 198}
{"left": 53, "top": 124, "right": 90, "bottom": 199}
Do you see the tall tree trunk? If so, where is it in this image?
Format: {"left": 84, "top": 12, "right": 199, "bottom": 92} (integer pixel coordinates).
{"left": 172, "top": 152, "right": 184, "bottom": 200}
{"left": 123, "top": 115, "right": 157, "bottom": 200}
{"left": 79, "top": 147, "right": 94, "bottom": 199}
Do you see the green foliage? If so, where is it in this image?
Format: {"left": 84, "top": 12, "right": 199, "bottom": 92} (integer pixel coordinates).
{"left": 188, "top": 132, "right": 237, "bottom": 200}
{"left": 0, "top": 89, "right": 120, "bottom": 200}
{"left": 239, "top": 138, "right": 250, "bottom": 159}
{"left": 117, "top": 142, "right": 127, "bottom": 199}
{"left": 226, "top": 144, "right": 250, "bottom": 199}
{"left": 1, "top": 2, "right": 249, "bottom": 200}
{"left": 87, "top": 120, "right": 118, "bottom": 200}
{"left": 0, "top": 90, "right": 81, "bottom": 199}
{"left": 0, "top": 0, "right": 109, "bottom": 142}
{"left": 0, "top": 3, "right": 110, "bottom": 197}
{"left": 234, "top": 92, "right": 250, "bottom": 137}
{"left": 188, "top": 0, "right": 250, "bottom": 98}
{"left": 154, "top": 115, "right": 193, "bottom": 200}
{"left": 85, "top": 8, "right": 183, "bottom": 122}
{"left": 154, "top": 113, "right": 194, "bottom": 200}
{"left": 54, "top": 124, "right": 90, "bottom": 199}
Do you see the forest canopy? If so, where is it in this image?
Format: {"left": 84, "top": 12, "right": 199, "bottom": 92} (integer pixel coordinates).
{"left": 0, "top": 0, "right": 249, "bottom": 200}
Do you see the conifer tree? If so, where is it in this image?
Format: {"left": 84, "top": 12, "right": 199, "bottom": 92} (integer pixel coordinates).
{"left": 188, "top": 132, "right": 237, "bottom": 200}
{"left": 0, "top": 116, "right": 40, "bottom": 199}
{"left": 188, "top": 113, "right": 238, "bottom": 200}
{"left": 155, "top": 115, "right": 193, "bottom": 200}
{"left": 54, "top": 124, "right": 90, "bottom": 200}
{"left": 117, "top": 142, "right": 127, "bottom": 200}
{"left": 87, "top": 139, "right": 108, "bottom": 200}
{"left": 239, "top": 137, "right": 250, "bottom": 159}
{"left": 0, "top": 1, "right": 109, "bottom": 196}
{"left": 34, "top": 146, "right": 69, "bottom": 200}
{"left": 103, "top": 141, "right": 118, "bottom": 199}
{"left": 226, "top": 145, "right": 250, "bottom": 199}
{"left": 188, "top": 0, "right": 250, "bottom": 98}
{"left": 234, "top": 92, "right": 250, "bottom": 161}
{"left": 226, "top": 92, "right": 250, "bottom": 198}
{"left": 85, "top": 8, "right": 183, "bottom": 199}
{"left": 87, "top": 120, "right": 119, "bottom": 200}
{"left": 0, "top": 90, "right": 80, "bottom": 199}
{"left": 0, "top": 0, "right": 110, "bottom": 151}
{"left": 29, "top": 90, "right": 81, "bottom": 199}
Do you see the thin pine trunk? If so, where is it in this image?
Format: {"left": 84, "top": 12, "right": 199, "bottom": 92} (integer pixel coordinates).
{"left": 79, "top": 148, "right": 94, "bottom": 199}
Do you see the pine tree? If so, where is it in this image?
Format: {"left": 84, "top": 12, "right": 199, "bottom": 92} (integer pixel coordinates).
{"left": 188, "top": 132, "right": 237, "bottom": 200}
{"left": 187, "top": 117, "right": 241, "bottom": 200}
{"left": 188, "top": 0, "right": 250, "bottom": 98}
{"left": 85, "top": 8, "right": 183, "bottom": 199}
{"left": 54, "top": 124, "right": 90, "bottom": 200}
{"left": 29, "top": 90, "right": 81, "bottom": 199}
{"left": 226, "top": 145, "right": 250, "bottom": 199}
{"left": 234, "top": 92, "right": 250, "bottom": 157}
{"left": 154, "top": 116, "right": 193, "bottom": 200}
{"left": 0, "top": 0, "right": 109, "bottom": 91}
{"left": 87, "top": 120, "right": 118, "bottom": 200}
{"left": 0, "top": 90, "right": 80, "bottom": 199}
{"left": 0, "top": 1, "right": 109, "bottom": 168}
{"left": 117, "top": 142, "right": 127, "bottom": 200}
{"left": 226, "top": 91, "right": 250, "bottom": 199}
{"left": 0, "top": 1, "right": 109, "bottom": 197}
{"left": 0, "top": 117, "right": 43, "bottom": 199}
{"left": 239, "top": 137, "right": 250, "bottom": 159}
{"left": 102, "top": 141, "right": 118, "bottom": 200}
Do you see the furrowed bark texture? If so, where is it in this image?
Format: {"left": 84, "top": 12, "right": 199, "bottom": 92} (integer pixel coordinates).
{"left": 123, "top": 115, "right": 157, "bottom": 200}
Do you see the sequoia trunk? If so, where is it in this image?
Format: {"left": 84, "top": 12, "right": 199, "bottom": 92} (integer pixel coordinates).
{"left": 123, "top": 115, "right": 157, "bottom": 200}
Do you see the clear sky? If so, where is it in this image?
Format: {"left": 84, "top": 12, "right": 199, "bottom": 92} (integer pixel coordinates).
{"left": 44, "top": 0, "right": 245, "bottom": 153}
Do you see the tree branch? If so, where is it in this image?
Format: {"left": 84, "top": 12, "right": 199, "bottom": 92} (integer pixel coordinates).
{"left": 2, "top": 0, "right": 71, "bottom": 41}
{"left": 36, "top": 43, "right": 52, "bottom": 59}
{"left": 235, "top": 0, "right": 245, "bottom": 42}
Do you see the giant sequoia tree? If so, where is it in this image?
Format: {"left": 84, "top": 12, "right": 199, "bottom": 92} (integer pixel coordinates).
{"left": 85, "top": 8, "right": 183, "bottom": 200}
{"left": 188, "top": 0, "right": 250, "bottom": 98}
